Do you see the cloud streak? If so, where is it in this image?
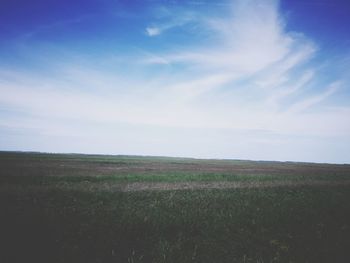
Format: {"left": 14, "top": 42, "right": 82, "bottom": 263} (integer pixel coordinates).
{"left": 145, "top": 7, "right": 196, "bottom": 37}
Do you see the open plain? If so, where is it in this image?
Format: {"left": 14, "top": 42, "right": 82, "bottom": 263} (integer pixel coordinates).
{"left": 1, "top": 151, "right": 350, "bottom": 262}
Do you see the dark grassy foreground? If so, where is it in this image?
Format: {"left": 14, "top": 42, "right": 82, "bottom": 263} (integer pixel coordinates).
{"left": 1, "top": 152, "right": 350, "bottom": 262}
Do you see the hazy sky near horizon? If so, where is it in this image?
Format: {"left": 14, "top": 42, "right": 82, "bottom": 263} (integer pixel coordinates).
{"left": 0, "top": 0, "right": 350, "bottom": 163}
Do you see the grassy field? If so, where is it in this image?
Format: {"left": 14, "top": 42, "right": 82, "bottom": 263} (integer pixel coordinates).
{"left": 1, "top": 151, "right": 350, "bottom": 262}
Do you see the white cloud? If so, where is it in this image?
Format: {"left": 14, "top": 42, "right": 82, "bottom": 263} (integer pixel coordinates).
{"left": 145, "top": 26, "right": 161, "bottom": 36}
{"left": 154, "top": 1, "right": 291, "bottom": 72}
{"left": 287, "top": 82, "right": 341, "bottom": 113}
{"left": 145, "top": 7, "right": 196, "bottom": 37}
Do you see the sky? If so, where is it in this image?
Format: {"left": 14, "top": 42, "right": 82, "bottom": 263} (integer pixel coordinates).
{"left": 0, "top": 0, "right": 349, "bottom": 163}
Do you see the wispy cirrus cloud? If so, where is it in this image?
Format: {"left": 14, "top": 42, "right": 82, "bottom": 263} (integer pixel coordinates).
{"left": 142, "top": 0, "right": 343, "bottom": 117}
{"left": 287, "top": 81, "right": 341, "bottom": 114}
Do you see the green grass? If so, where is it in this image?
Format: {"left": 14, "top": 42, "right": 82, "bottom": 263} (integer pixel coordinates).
{"left": 1, "top": 172, "right": 349, "bottom": 187}
{"left": 1, "top": 151, "right": 349, "bottom": 187}
{"left": 1, "top": 152, "right": 350, "bottom": 262}
{"left": 1, "top": 187, "right": 350, "bottom": 263}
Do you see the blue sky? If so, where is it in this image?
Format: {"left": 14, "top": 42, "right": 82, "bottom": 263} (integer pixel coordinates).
{"left": 0, "top": 0, "right": 349, "bottom": 163}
